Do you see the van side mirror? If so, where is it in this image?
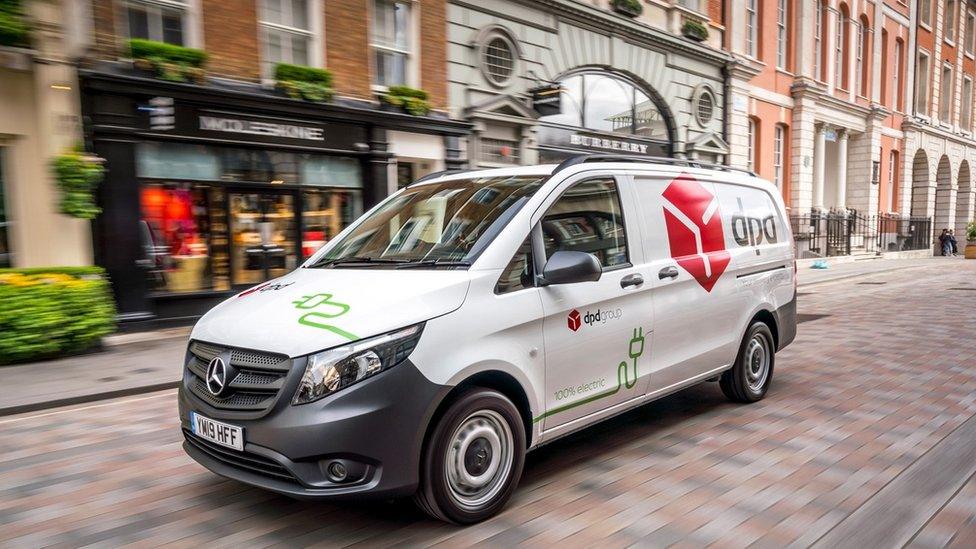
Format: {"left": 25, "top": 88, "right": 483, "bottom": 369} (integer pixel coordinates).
{"left": 541, "top": 251, "right": 602, "bottom": 285}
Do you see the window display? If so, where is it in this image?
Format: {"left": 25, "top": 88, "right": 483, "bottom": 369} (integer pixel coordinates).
{"left": 140, "top": 184, "right": 226, "bottom": 292}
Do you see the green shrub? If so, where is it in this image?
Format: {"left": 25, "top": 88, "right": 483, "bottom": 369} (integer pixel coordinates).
{"left": 380, "top": 86, "right": 432, "bottom": 116}
{"left": 681, "top": 19, "right": 709, "bottom": 42}
{"left": 274, "top": 63, "right": 335, "bottom": 102}
{"left": 0, "top": 0, "right": 30, "bottom": 47}
{"left": 967, "top": 220, "right": 976, "bottom": 241}
{"left": 52, "top": 150, "right": 105, "bottom": 220}
{"left": 0, "top": 267, "right": 116, "bottom": 365}
{"left": 128, "top": 39, "right": 207, "bottom": 83}
{"left": 274, "top": 63, "right": 333, "bottom": 86}
{"left": 610, "top": 0, "right": 643, "bottom": 17}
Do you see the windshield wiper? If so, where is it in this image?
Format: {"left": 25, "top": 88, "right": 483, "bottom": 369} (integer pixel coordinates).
{"left": 395, "top": 258, "right": 472, "bottom": 269}
{"left": 308, "top": 256, "right": 411, "bottom": 268}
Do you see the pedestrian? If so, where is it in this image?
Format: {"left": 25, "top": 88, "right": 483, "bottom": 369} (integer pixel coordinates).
{"left": 939, "top": 229, "right": 953, "bottom": 256}
{"left": 948, "top": 229, "right": 959, "bottom": 256}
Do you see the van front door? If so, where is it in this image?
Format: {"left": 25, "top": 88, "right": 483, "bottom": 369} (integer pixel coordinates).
{"left": 536, "top": 176, "right": 655, "bottom": 432}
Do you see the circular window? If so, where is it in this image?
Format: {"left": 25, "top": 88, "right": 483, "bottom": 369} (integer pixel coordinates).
{"left": 695, "top": 89, "right": 715, "bottom": 126}
{"left": 482, "top": 36, "right": 517, "bottom": 86}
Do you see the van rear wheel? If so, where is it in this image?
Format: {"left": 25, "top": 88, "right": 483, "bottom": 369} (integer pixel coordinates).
{"left": 720, "top": 322, "right": 775, "bottom": 403}
{"left": 415, "top": 388, "right": 525, "bottom": 524}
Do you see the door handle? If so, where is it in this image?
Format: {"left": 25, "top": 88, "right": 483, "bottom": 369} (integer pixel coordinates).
{"left": 620, "top": 273, "right": 644, "bottom": 288}
{"left": 658, "top": 266, "right": 679, "bottom": 280}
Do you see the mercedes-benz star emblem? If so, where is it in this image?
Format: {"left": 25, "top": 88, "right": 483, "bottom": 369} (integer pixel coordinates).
{"left": 206, "top": 357, "right": 227, "bottom": 396}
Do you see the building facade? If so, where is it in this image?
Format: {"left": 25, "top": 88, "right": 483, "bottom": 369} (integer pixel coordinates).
{"left": 0, "top": 0, "right": 93, "bottom": 269}
{"left": 79, "top": 0, "right": 470, "bottom": 323}
{"left": 446, "top": 0, "right": 730, "bottom": 168}
{"left": 904, "top": 0, "right": 976, "bottom": 244}
{"left": 727, "top": 0, "right": 912, "bottom": 220}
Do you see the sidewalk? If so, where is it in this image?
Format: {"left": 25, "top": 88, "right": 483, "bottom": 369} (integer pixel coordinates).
{"left": 0, "top": 256, "right": 955, "bottom": 416}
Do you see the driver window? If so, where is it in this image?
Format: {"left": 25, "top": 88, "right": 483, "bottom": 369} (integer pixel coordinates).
{"left": 541, "top": 178, "right": 629, "bottom": 268}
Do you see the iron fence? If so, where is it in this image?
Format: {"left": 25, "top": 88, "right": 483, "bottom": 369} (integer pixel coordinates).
{"left": 789, "top": 210, "right": 933, "bottom": 258}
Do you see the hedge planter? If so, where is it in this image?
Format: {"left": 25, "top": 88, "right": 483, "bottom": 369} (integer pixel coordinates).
{"left": 610, "top": 0, "right": 643, "bottom": 18}
{"left": 0, "top": 1, "right": 30, "bottom": 48}
{"left": 129, "top": 39, "right": 208, "bottom": 84}
{"left": 378, "top": 85, "right": 432, "bottom": 116}
{"left": 682, "top": 19, "right": 709, "bottom": 42}
{"left": 274, "top": 63, "right": 335, "bottom": 102}
{"left": 966, "top": 221, "right": 976, "bottom": 259}
{"left": 0, "top": 267, "right": 116, "bottom": 365}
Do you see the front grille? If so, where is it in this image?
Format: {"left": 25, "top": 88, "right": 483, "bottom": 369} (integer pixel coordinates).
{"left": 184, "top": 429, "right": 297, "bottom": 483}
{"left": 185, "top": 341, "right": 291, "bottom": 412}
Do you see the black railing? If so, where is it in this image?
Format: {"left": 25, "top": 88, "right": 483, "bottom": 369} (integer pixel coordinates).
{"left": 790, "top": 210, "right": 933, "bottom": 258}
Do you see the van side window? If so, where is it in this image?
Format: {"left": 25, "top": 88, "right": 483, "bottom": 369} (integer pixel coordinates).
{"left": 495, "top": 238, "right": 534, "bottom": 294}
{"left": 541, "top": 178, "right": 628, "bottom": 268}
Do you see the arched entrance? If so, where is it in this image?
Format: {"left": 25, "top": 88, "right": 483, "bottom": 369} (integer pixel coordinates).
{"left": 536, "top": 69, "right": 678, "bottom": 162}
{"left": 910, "top": 149, "right": 931, "bottom": 217}
{"left": 934, "top": 155, "right": 955, "bottom": 253}
{"left": 957, "top": 160, "right": 974, "bottom": 242}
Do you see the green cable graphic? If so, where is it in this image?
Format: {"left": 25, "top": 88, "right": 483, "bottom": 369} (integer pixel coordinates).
{"left": 293, "top": 293, "right": 359, "bottom": 341}
{"left": 533, "top": 327, "right": 646, "bottom": 423}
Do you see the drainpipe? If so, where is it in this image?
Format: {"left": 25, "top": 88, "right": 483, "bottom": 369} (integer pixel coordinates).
{"left": 722, "top": 61, "right": 732, "bottom": 166}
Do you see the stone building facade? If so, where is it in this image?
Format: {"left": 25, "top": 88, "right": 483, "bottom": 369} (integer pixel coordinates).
{"left": 904, "top": 0, "right": 976, "bottom": 243}
{"left": 446, "top": 0, "right": 730, "bottom": 168}
{"left": 726, "top": 0, "right": 911, "bottom": 224}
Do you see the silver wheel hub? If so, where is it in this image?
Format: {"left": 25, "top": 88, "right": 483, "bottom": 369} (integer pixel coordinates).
{"left": 745, "top": 335, "right": 769, "bottom": 391}
{"left": 445, "top": 410, "right": 514, "bottom": 511}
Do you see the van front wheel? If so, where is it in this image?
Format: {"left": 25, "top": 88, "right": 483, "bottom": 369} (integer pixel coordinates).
{"left": 415, "top": 388, "right": 525, "bottom": 524}
{"left": 720, "top": 322, "right": 775, "bottom": 403}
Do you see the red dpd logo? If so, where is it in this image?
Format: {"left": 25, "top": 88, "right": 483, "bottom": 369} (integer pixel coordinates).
{"left": 567, "top": 309, "right": 582, "bottom": 332}
{"left": 661, "top": 175, "right": 731, "bottom": 292}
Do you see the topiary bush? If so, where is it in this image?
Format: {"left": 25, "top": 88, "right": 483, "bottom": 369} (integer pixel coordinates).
{"left": 52, "top": 149, "right": 105, "bottom": 220}
{"left": 0, "top": 267, "right": 116, "bottom": 365}
{"left": 274, "top": 63, "right": 335, "bottom": 102}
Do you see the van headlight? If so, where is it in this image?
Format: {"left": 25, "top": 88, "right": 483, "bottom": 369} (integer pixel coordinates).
{"left": 292, "top": 323, "right": 425, "bottom": 405}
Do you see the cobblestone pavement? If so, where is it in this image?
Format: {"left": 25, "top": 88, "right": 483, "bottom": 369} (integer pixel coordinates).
{"left": 1, "top": 261, "right": 975, "bottom": 548}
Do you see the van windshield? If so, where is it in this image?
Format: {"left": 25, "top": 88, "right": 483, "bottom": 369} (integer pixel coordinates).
{"left": 308, "top": 175, "right": 546, "bottom": 268}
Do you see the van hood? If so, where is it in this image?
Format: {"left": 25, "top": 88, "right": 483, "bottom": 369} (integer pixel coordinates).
{"left": 190, "top": 268, "right": 472, "bottom": 357}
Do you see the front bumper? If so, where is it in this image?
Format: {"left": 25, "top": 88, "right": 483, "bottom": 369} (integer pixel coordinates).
{"left": 179, "top": 357, "right": 450, "bottom": 500}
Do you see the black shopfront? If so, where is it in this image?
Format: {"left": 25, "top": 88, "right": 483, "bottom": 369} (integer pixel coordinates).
{"left": 81, "top": 71, "right": 469, "bottom": 325}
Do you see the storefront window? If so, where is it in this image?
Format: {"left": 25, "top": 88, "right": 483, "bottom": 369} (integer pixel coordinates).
{"left": 138, "top": 143, "right": 365, "bottom": 293}
{"left": 229, "top": 192, "right": 297, "bottom": 286}
{"left": 302, "top": 189, "right": 361, "bottom": 258}
{"left": 140, "top": 184, "right": 227, "bottom": 293}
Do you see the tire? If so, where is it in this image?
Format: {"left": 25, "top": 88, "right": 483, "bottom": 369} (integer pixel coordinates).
{"left": 414, "top": 388, "right": 526, "bottom": 524}
{"left": 720, "top": 322, "right": 775, "bottom": 403}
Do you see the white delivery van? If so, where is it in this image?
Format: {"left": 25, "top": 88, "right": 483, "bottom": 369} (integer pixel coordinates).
{"left": 180, "top": 155, "right": 796, "bottom": 524}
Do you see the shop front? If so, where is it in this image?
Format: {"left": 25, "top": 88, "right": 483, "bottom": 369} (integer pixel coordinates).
{"left": 81, "top": 71, "right": 469, "bottom": 325}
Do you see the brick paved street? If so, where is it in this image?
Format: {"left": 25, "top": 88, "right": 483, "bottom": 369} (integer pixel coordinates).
{"left": 1, "top": 260, "right": 975, "bottom": 548}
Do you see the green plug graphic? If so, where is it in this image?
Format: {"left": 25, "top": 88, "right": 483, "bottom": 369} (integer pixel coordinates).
{"left": 618, "top": 327, "right": 645, "bottom": 390}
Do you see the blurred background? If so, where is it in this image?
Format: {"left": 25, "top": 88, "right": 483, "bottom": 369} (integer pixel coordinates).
{"left": 3, "top": 0, "right": 970, "bottom": 339}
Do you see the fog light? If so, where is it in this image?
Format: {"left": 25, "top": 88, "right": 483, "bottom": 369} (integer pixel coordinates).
{"left": 327, "top": 461, "right": 348, "bottom": 482}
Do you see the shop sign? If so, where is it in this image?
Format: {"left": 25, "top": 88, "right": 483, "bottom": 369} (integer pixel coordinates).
{"left": 198, "top": 115, "right": 325, "bottom": 141}
{"left": 569, "top": 133, "right": 650, "bottom": 154}
{"left": 530, "top": 84, "right": 562, "bottom": 116}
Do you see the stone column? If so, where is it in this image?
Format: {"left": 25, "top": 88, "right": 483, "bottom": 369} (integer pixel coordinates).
{"left": 813, "top": 124, "right": 826, "bottom": 210}
{"left": 836, "top": 130, "right": 849, "bottom": 209}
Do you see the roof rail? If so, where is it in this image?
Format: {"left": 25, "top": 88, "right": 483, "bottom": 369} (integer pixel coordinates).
{"left": 411, "top": 168, "right": 469, "bottom": 185}
{"left": 551, "top": 153, "right": 756, "bottom": 177}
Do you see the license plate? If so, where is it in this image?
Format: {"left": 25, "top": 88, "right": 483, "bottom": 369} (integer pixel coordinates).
{"left": 190, "top": 412, "right": 244, "bottom": 451}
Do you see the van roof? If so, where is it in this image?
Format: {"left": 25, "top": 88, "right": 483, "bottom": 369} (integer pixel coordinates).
{"left": 415, "top": 155, "right": 772, "bottom": 191}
